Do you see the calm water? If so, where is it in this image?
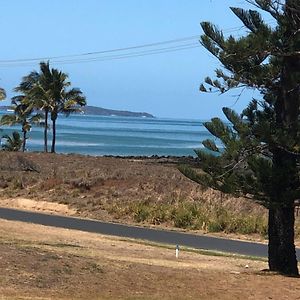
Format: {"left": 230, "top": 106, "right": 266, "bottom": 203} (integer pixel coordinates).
{"left": 0, "top": 113, "right": 213, "bottom": 156}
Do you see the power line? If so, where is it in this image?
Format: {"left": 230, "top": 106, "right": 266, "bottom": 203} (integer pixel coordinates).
{"left": 56, "top": 44, "right": 201, "bottom": 65}
{"left": 0, "top": 44, "right": 201, "bottom": 68}
{"left": 0, "top": 20, "right": 278, "bottom": 67}
{"left": 0, "top": 36, "right": 200, "bottom": 64}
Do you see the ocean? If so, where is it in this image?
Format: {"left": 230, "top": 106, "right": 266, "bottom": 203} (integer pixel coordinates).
{"left": 0, "top": 113, "right": 213, "bottom": 157}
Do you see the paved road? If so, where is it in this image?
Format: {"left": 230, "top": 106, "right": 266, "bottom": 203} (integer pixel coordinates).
{"left": 1, "top": 207, "right": 299, "bottom": 258}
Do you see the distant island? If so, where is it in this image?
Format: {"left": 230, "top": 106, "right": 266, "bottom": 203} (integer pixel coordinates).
{"left": 0, "top": 105, "right": 155, "bottom": 118}
{"left": 81, "top": 106, "right": 154, "bottom": 118}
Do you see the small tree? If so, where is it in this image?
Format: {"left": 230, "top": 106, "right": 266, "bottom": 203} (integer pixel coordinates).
{"left": 1, "top": 132, "right": 23, "bottom": 151}
{"left": 0, "top": 97, "right": 41, "bottom": 152}
{"left": 181, "top": 0, "right": 300, "bottom": 275}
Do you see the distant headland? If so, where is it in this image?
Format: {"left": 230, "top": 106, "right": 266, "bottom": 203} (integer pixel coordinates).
{"left": 0, "top": 105, "right": 155, "bottom": 118}
{"left": 81, "top": 106, "right": 154, "bottom": 118}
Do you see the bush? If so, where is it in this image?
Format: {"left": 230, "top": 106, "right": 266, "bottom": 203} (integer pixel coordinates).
{"left": 70, "top": 179, "right": 91, "bottom": 191}
{"left": 11, "top": 178, "right": 24, "bottom": 190}
{"left": 150, "top": 205, "right": 168, "bottom": 225}
{"left": 207, "top": 221, "right": 224, "bottom": 232}
{"left": 111, "top": 199, "right": 268, "bottom": 236}
{"left": 172, "top": 205, "right": 194, "bottom": 228}
{"left": 133, "top": 203, "right": 150, "bottom": 223}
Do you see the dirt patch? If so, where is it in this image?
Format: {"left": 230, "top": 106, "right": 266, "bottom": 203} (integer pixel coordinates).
{"left": 0, "top": 219, "right": 299, "bottom": 300}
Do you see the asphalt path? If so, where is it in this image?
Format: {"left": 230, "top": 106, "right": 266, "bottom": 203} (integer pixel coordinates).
{"left": 1, "top": 207, "right": 299, "bottom": 258}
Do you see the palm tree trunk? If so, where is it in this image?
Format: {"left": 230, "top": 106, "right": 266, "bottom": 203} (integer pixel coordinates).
{"left": 44, "top": 109, "right": 48, "bottom": 152}
{"left": 51, "top": 118, "right": 56, "bottom": 153}
{"left": 22, "top": 130, "right": 26, "bottom": 152}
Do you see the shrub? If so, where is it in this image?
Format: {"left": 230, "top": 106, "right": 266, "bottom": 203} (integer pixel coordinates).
{"left": 172, "top": 205, "right": 194, "bottom": 228}
{"left": 207, "top": 221, "right": 224, "bottom": 232}
{"left": 150, "top": 205, "right": 168, "bottom": 225}
{"left": 11, "top": 178, "right": 24, "bottom": 190}
{"left": 133, "top": 203, "right": 150, "bottom": 223}
{"left": 70, "top": 179, "right": 91, "bottom": 191}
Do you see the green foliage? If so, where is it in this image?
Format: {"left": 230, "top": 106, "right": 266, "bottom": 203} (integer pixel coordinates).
{"left": 2, "top": 132, "right": 23, "bottom": 152}
{"left": 118, "top": 199, "right": 268, "bottom": 235}
{"left": 14, "top": 61, "right": 86, "bottom": 153}
{"left": 150, "top": 205, "right": 168, "bottom": 225}
{"left": 171, "top": 204, "right": 195, "bottom": 228}
{"left": 183, "top": 0, "right": 300, "bottom": 275}
{"left": 182, "top": 0, "right": 300, "bottom": 208}
{"left": 0, "top": 96, "right": 42, "bottom": 152}
{"left": 133, "top": 202, "right": 151, "bottom": 222}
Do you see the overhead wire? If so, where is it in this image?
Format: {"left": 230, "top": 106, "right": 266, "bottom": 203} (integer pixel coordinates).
{"left": 0, "top": 43, "right": 201, "bottom": 68}
{"left": 0, "top": 25, "right": 254, "bottom": 64}
{"left": 0, "top": 20, "right": 278, "bottom": 68}
{"left": 50, "top": 43, "right": 200, "bottom": 64}
{"left": 0, "top": 35, "right": 201, "bottom": 64}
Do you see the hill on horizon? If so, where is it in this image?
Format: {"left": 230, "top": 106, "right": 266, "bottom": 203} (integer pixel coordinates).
{"left": 0, "top": 105, "right": 155, "bottom": 118}
{"left": 81, "top": 106, "right": 154, "bottom": 118}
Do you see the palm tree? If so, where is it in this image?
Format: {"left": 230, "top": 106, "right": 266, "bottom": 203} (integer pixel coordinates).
{"left": 16, "top": 61, "right": 86, "bottom": 153}
{"left": 49, "top": 74, "right": 86, "bottom": 153}
{"left": 1, "top": 131, "right": 22, "bottom": 151}
{"left": 36, "top": 63, "right": 86, "bottom": 153}
{"left": 15, "top": 66, "right": 50, "bottom": 152}
{"left": 0, "top": 97, "right": 41, "bottom": 152}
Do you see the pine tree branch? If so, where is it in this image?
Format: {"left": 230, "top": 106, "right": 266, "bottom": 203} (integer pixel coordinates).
{"left": 217, "top": 144, "right": 268, "bottom": 179}
{"left": 276, "top": 145, "right": 300, "bottom": 158}
{"left": 244, "top": 0, "right": 282, "bottom": 20}
{"left": 275, "top": 51, "right": 300, "bottom": 57}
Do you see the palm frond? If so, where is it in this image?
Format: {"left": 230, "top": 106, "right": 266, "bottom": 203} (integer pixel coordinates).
{"left": 2, "top": 131, "right": 22, "bottom": 151}
{"left": 0, "top": 88, "right": 6, "bottom": 100}
{"left": 0, "top": 114, "right": 18, "bottom": 126}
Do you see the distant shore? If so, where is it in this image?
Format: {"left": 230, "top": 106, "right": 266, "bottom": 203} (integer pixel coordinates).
{"left": 0, "top": 105, "right": 155, "bottom": 118}
{"left": 102, "top": 154, "right": 198, "bottom": 164}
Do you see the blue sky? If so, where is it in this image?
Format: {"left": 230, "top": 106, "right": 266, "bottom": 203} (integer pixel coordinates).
{"left": 0, "top": 0, "right": 271, "bottom": 119}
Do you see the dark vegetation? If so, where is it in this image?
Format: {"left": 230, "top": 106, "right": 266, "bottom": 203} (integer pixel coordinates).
{"left": 181, "top": 0, "right": 300, "bottom": 276}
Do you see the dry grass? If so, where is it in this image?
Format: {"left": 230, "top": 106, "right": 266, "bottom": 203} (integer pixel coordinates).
{"left": 1, "top": 219, "right": 300, "bottom": 300}
{"left": 1, "top": 152, "right": 300, "bottom": 242}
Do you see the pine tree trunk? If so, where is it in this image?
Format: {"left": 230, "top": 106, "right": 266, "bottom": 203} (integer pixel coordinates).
{"left": 267, "top": 145, "right": 299, "bottom": 276}
{"left": 268, "top": 4, "right": 300, "bottom": 275}
{"left": 268, "top": 203, "right": 298, "bottom": 276}
{"left": 22, "top": 131, "right": 26, "bottom": 152}
{"left": 51, "top": 118, "right": 56, "bottom": 153}
{"left": 44, "top": 110, "right": 48, "bottom": 153}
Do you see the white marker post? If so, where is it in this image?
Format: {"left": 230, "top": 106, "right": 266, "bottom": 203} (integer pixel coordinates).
{"left": 175, "top": 244, "right": 179, "bottom": 259}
